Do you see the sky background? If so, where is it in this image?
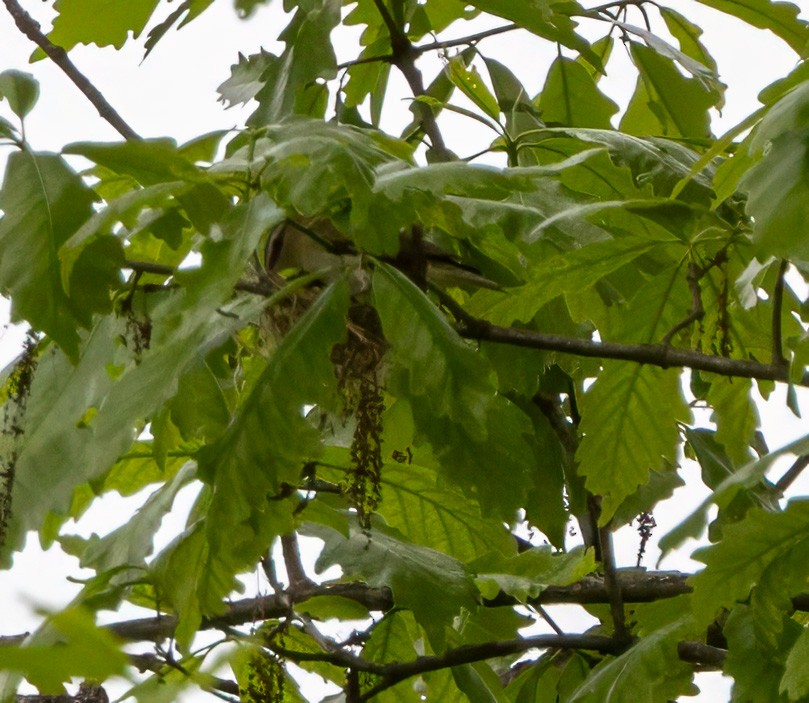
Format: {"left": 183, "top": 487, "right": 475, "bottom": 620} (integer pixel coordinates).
{"left": 1, "top": 1, "right": 808, "bottom": 700}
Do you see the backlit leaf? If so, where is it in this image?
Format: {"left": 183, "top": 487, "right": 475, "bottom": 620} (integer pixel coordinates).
{"left": 694, "top": 0, "right": 809, "bottom": 56}
{"left": 691, "top": 500, "right": 809, "bottom": 625}
{"left": 0, "top": 151, "right": 98, "bottom": 359}
{"left": 44, "top": 0, "right": 160, "bottom": 51}
{"left": 0, "top": 70, "right": 39, "bottom": 119}
{"left": 576, "top": 363, "right": 691, "bottom": 522}
{"left": 538, "top": 56, "right": 618, "bottom": 129}
{"left": 306, "top": 519, "right": 479, "bottom": 650}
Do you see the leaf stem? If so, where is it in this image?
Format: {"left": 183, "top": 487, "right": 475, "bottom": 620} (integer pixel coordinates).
{"left": 772, "top": 259, "right": 788, "bottom": 367}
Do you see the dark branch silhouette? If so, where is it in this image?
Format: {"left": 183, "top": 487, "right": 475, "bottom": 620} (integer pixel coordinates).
{"left": 2, "top": 0, "right": 140, "bottom": 141}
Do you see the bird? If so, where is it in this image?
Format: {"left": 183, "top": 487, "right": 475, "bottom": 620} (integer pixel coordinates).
{"left": 263, "top": 218, "right": 500, "bottom": 292}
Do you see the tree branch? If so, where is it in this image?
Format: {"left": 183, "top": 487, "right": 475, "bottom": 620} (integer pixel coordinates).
{"left": 677, "top": 641, "right": 727, "bottom": 669}
{"left": 280, "top": 532, "right": 312, "bottom": 589}
{"left": 3, "top": 571, "right": 808, "bottom": 650}
{"left": 370, "top": 0, "right": 452, "bottom": 160}
{"left": 359, "top": 633, "right": 620, "bottom": 701}
{"left": 2, "top": 0, "right": 140, "bottom": 141}
{"left": 123, "top": 259, "right": 278, "bottom": 296}
{"left": 453, "top": 310, "right": 803, "bottom": 385}
{"left": 414, "top": 24, "right": 519, "bottom": 54}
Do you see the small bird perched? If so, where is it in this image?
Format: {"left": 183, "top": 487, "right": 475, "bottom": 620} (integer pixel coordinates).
{"left": 264, "top": 218, "right": 500, "bottom": 292}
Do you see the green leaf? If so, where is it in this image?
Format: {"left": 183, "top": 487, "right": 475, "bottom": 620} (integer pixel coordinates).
{"left": 452, "top": 661, "right": 510, "bottom": 703}
{"left": 659, "top": 432, "right": 809, "bottom": 559}
{"left": 305, "top": 519, "right": 479, "bottom": 650}
{"left": 79, "top": 462, "right": 195, "bottom": 574}
{"left": 740, "top": 81, "right": 809, "bottom": 261}
{"left": 474, "top": 546, "right": 596, "bottom": 602}
{"left": 360, "top": 611, "right": 423, "bottom": 702}
{"left": 5, "top": 195, "right": 280, "bottom": 560}
{"left": 617, "top": 21, "right": 723, "bottom": 100}
{"left": 567, "top": 616, "right": 695, "bottom": 702}
{"left": 44, "top": 0, "right": 161, "bottom": 52}
{"left": 217, "top": 50, "right": 278, "bottom": 107}
{"left": 0, "top": 70, "right": 39, "bottom": 119}
{"left": 374, "top": 263, "right": 495, "bottom": 435}
{"left": 464, "top": 0, "right": 603, "bottom": 73}
{"left": 482, "top": 57, "right": 544, "bottom": 140}
{"left": 745, "top": 137, "right": 809, "bottom": 261}
{"left": 532, "top": 127, "right": 715, "bottom": 201}
{"left": 691, "top": 500, "right": 809, "bottom": 625}
{"left": 155, "top": 280, "right": 349, "bottom": 649}
{"left": 60, "top": 181, "right": 189, "bottom": 288}
{"left": 468, "top": 234, "right": 675, "bottom": 325}
{"left": 0, "top": 607, "right": 126, "bottom": 694}
{"left": 363, "top": 610, "right": 419, "bottom": 663}
{"left": 245, "top": 119, "right": 404, "bottom": 254}
{"left": 724, "top": 604, "right": 796, "bottom": 703}
{"left": 248, "top": 0, "right": 340, "bottom": 124}
{"left": 0, "top": 115, "right": 17, "bottom": 140}
{"left": 447, "top": 56, "right": 501, "bottom": 121}
{"left": 707, "top": 376, "right": 760, "bottom": 466}
{"left": 660, "top": 8, "right": 720, "bottom": 83}
{"left": 377, "top": 461, "right": 518, "bottom": 562}
{"left": 685, "top": 428, "right": 776, "bottom": 543}
{"left": 169, "top": 360, "right": 230, "bottom": 442}
{"left": 297, "top": 595, "right": 371, "bottom": 621}
{"left": 373, "top": 264, "right": 536, "bottom": 517}
{"left": 576, "top": 363, "right": 691, "bottom": 522}
{"left": 537, "top": 56, "right": 618, "bottom": 128}
{"left": 64, "top": 139, "right": 205, "bottom": 186}
{"left": 621, "top": 43, "right": 716, "bottom": 138}
{"left": 143, "top": 0, "right": 214, "bottom": 59}
{"left": 505, "top": 657, "right": 566, "bottom": 703}
{"left": 781, "top": 626, "right": 809, "bottom": 699}
{"left": 694, "top": 0, "right": 809, "bottom": 56}
{"left": 0, "top": 151, "right": 98, "bottom": 359}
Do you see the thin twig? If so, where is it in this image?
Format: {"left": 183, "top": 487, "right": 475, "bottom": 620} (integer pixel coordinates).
{"left": 370, "top": 0, "right": 402, "bottom": 47}
{"left": 2, "top": 0, "right": 140, "bottom": 141}
{"left": 531, "top": 391, "right": 599, "bottom": 554}
{"left": 772, "top": 259, "right": 788, "bottom": 367}
{"left": 358, "top": 633, "right": 620, "bottom": 700}
{"left": 661, "top": 262, "right": 704, "bottom": 346}
{"left": 775, "top": 454, "right": 809, "bottom": 495}
{"left": 414, "top": 24, "right": 519, "bottom": 54}
{"left": 281, "top": 532, "right": 312, "bottom": 589}
{"left": 536, "top": 605, "right": 564, "bottom": 635}
{"left": 598, "top": 525, "right": 629, "bottom": 643}
{"left": 337, "top": 52, "right": 393, "bottom": 70}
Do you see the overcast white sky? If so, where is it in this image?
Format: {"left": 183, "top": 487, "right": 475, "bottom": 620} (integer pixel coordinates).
{"left": 1, "top": 1, "right": 808, "bottom": 700}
